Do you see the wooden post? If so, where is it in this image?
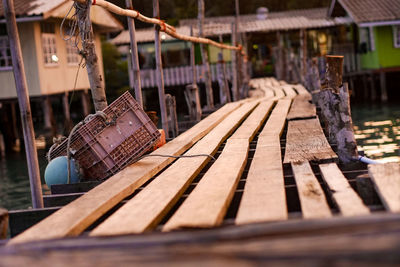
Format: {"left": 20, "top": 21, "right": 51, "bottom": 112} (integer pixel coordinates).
{"left": 231, "top": 22, "right": 239, "bottom": 101}
{"left": 0, "top": 208, "right": 8, "bottom": 239}
{"left": 126, "top": 0, "right": 143, "bottom": 107}
{"left": 76, "top": 0, "right": 107, "bottom": 112}
{"left": 190, "top": 26, "right": 198, "bottom": 86}
{"left": 3, "top": 0, "right": 43, "bottom": 208}
{"left": 198, "top": 0, "right": 214, "bottom": 109}
{"left": 62, "top": 92, "right": 72, "bottom": 132}
{"left": 184, "top": 84, "right": 202, "bottom": 121}
{"left": 43, "top": 96, "right": 57, "bottom": 137}
{"left": 217, "top": 52, "right": 231, "bottom": 104}
{"left": 300, "top": 29, "right": 307, "bottom": 84}
{"left": 81, "top": 89, "right": 90, "bottom": 116}
{"left": 318, "top": 55, "right": 358, "bottom": 164}
{"left": 369, "top": 73, "right": 376, "bottom": 102}
{"left": 166, "top": 94, "right": 179, "bottom": 138}
{"left": 380, "top": 71, "right": 388, "bottom": 103}
{"left": 276, "top": 31, "right": 284, "bottom": 80}
{"left": 153, "top": 0, "right": 169, "bottom": 138}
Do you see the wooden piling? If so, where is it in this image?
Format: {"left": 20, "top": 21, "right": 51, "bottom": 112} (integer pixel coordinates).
{"left": 217, "top": 52, "right": 231, "bottom": 104}
{"left": 380, "top": 71, "right": 388, "bottom": 103}
{"left": 43, "top": 96, "right": 57, "bottom": 137}
{"left": 81, "top": 89, "right": 90, "bottom": 116}
{"left": 126, "top": 0, "right": 143, "bottom": 107}
{"left": 3, "top": 0, "right": 43, "bottom": 208}
{"left": 189, "top": 26, "right": 197, "bottom": 86}
{"left": 153, "top": 0, "right": 169, "bottom": 138}
{"left": 76, "top": 1, "right": 107, "bottom": 112}
{"left": 62, "top": 92, "right": 72, "bottom": 132}
{"left": 318, "top": 55, "right": 358, "bottom": 164}
{"left": 0, "top": 208, "right": 8, "bottom": 239}
{"left": 231, "top": 22, "right": 239, "bottom": 101}
{"left": 166, "top": 94, "right": 179, "bottom": 138}
{"left": 299, "top": 29, "right": 307, "bottom": 84}
{"left": 198, "top": 0, "right": 214, "bottom": 109}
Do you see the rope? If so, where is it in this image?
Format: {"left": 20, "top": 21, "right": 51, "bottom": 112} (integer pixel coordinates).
{"left": 70, "top": 0, "right": 245, "bottom": 55}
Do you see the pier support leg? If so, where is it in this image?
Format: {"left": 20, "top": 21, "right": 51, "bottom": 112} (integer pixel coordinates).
{"left": 369, "top": 73, "right": 376, "bottom": 102}
{"left": 0, "top": 208, "right": 8, "bottom": 239}
{"left": 62, "top": 92, "right": 72, "bottom": 133}
{"left": 81, "top": 89, "right": 90, "bottom": 117}
{"left": 380, "top": 71, "right": 388, "bottom": 103}
{"left": 43, "top": 96, "right": 57, "bottom": 137}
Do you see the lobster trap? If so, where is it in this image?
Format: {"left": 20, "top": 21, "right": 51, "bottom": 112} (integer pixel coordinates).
{"left": 49, "top": 91, "right": 161, "bottom": 180}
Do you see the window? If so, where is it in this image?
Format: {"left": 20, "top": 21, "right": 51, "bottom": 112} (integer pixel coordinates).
{"left": 66, "top": 38, "right": 80, "bottom": 64}
{"left": 359, "top": 27, "right": 375, "bottom": 52}
{"left": 393, "top": 25, "right": 400, "bottom": 48}
{"left": 0, "top": 36, "right": 11, "bottom": 69}
{"left": 41, "top": 22, "right": 59, "bottom": 65}
{"left": 0, "top": 25, "right": 11, "bottom": 69}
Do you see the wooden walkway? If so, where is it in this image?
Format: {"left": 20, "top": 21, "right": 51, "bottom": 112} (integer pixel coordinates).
{"left": 4, "top": 78, "right": 400, "bottom": 260}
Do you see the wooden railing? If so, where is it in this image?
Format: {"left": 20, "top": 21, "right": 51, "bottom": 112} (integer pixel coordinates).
{"left": 140, "top": 63, "right": 233, "bottom": 88}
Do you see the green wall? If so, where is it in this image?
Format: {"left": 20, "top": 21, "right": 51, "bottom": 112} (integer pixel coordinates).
{"left": 361, "top": 26, "right": 400, "bottom": 70}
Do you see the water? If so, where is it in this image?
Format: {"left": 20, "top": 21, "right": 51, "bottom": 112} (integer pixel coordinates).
{"left": 0, "top": 105, "right": 399, "bottom": 211}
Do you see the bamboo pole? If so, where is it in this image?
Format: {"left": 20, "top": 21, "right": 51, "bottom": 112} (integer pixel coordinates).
{"left": 153, "top": 0, "right": 169, "bottom": 138}
{"left": 126, "top": 0, "right": 143, "bottom": 107}
{"left": 72, "top": 0, "right": 242, "bottom": 52}
{"left": 76, "top": 1, "right": 107, "bottom": 112}
{"left": 198, "top": 0, "right": 214, "bottom": 109}
{"left": 3, "top": 0, "right": 43, "bottom": 208}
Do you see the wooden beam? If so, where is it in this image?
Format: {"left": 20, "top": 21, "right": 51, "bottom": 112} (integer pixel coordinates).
{"left": 368, "top": 163, "right": 400, "bottom": 212}
{"left": 259, "top": 99, "right": 291, "bottom": 137}
{"left": 236, "top": 134, "right": 287, "bottom": 224}
{"left": 287, "top": 94, "right": 316, "bottom": 121}
{"left": 3, "top": 0, "right": 43, "bottom": 208}
{"left": 163, "top": 138, "right": 248, "bottom": 231}
{"left": 291, "top": 161, "right": 332, "bottom": 219}
{"left": 153, "top": 0, "right": 169, "bottom": 138}
{"left": 282, "top": 85, "right": 297, "bottom": 99}
{"left": 89, "top": 101, "right": 258, "bottom": 236}
{"left": 10, "top": 102, "right": 242, "bottom": 244}
{"left": 284, "top": 118, "right": 337, "bottom": 164}
{"left": 319, "top": 163, "right": 370, "bottom": 216}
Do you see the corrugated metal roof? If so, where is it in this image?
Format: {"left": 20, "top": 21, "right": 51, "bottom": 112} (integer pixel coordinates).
{"left": 112, "top": 7, "right": 351, "bottom": 45}
{"left": 0, "top": 0, "right": 64, "bottom": 17}
{"left": 338, "top": 0, "right": 400, "bottom": 24}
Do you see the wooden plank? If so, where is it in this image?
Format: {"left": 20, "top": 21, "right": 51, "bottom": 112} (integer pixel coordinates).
{"left": 368, "top": 163, "right": 400, "bottom": 212}
{"left": 236, "top": 134, "right": 287, "bottom": 224}
{"left": 291, "top": 161, "right": 332, "bottom": 219}
{"left": 230, "top": 100, "right": 274, "bottom": 142}
{"left": 286, "top": 94, "right": 316, "bottom": 120}
{"left": 273, "top": 86, "right": 285, "bottom": 99}
{"left": 319, "top": 163, "right": 370, "bottom": 216}
{"left": 90, "top": 101, "right": 259, "bottom": 236}
{"left": 282, "top": 85, "right": 297, "bottom": 99}
{"left": 163, "top": 139, "right": 248, "bottom": 231}
{"left": 10, "top": 102, "right": 242, "bottom": 244}
{"left": 259, "top": 99, "right": 291, "bottom": 137}
{"left": 294, "top": 84, "right": 311, "bottom": 96}
{"left": 283, "top": 118, "right": 338, "bottom": 164}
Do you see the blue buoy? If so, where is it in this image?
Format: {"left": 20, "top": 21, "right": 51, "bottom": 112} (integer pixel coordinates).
{"left": 44, "top": 156, "right": 80, "bottom": 187}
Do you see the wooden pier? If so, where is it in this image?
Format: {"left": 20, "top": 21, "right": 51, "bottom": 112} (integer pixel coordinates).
{"left": 2, "top": 77, "right": 400, "bottom": 265}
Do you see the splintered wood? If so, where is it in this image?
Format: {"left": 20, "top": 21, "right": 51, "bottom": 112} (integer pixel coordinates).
{"left": 284, "top": 118, "right": 337, "bottom": 164}
{"left": 368, "top": 163, "right": 400, "bottom": 212}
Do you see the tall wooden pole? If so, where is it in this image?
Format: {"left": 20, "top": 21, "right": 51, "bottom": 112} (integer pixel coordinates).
{"left": 198, "top": 0, "right": 214, "bottom": 109}
{"left": 153, "top": 0, "right": 169, "bottom": 138}
{"left": 231, "top": 23, "right": 239, "bottom": 101}
{"left": 76, "top": 1, "right": 107, "bottom": 112}
{"left": 126, "top": 0, "right": 143, "bottom": 107}
{"left": 190, "top": 26, "right": 198, "bottom": 86}
{"left": 300, "top": 29, "right": 307, "bottom": 85}
{"left": 3, "top": 0, "right": 43, "bottom": 208}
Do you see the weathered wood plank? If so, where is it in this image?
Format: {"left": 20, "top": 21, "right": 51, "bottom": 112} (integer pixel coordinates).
{"left": 282, "top": 85, "right": 297, "bottom": 99}
{"left": 319, "top": 163, "right": 370, "bottom": 216}
{"left": 230, "top": 100, "right": 274, "bottom": 142}
{"left": 236, "top": 134, "right": 287, "bottom": 224}
{"left": 294, "top": 84, "right": 311, "bottom": 96}
{"left": 273, "top": 86, "right": 285, "bottom": 99}
{"left": 283, "top": 118, "right": 338, "bottom": 164}
{"left": 10, "top": 102, "right": 242, "bottom": 244}
{"left": 286, "top": 94, "right": 316, "bottom": 121}
{"left": 163, "top": 139, "right": 248, "bottom": 231}
{"left": 291, "top": 161, "right": 332, "bottom": 219}
{"left": 368, "top": 163, "right": 400, "bottom": 212}
{"left": 259, "top": 99, "right": 291, "bottom": 137}
{"left": 90, "top": 101, "right": 258, "bottom": 236}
